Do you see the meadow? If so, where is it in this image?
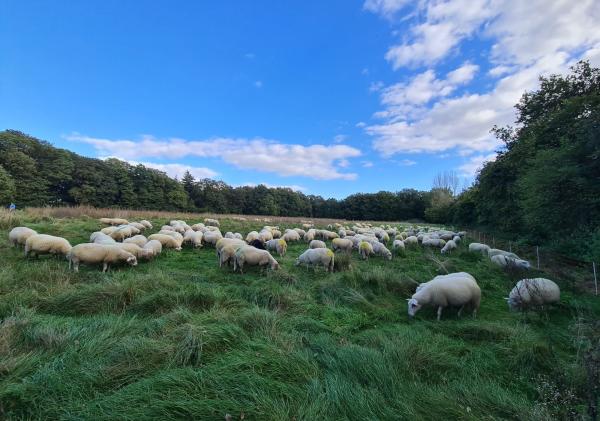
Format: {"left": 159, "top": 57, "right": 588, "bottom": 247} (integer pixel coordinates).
{"left": 0, "top": 209, "right": 599, "bottom": 420}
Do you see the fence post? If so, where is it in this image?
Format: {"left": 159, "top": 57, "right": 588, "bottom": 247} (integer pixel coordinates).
{"left": 493, "top": 236, "right": 495, "bottom": 248}
{"left": 594, "top": 262, "right": 598, "bottom": 296}
{"left": 536, "top": 246, "right": 540, "bottom": 270}
{"left": 509, "top": 241, "right": 512, "bottom": 253}
{"left": 478, "top": 231, "right": 481, "bottom": 242}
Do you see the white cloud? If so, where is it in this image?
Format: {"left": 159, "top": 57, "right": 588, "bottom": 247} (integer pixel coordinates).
{"left": 458, "top": 153, "right": 497, "bottom": 176}
{"left": 238, "top": 182, "right": 307, "bottom": 192}
{"left": 356, "top": 121, "right": 367, "bottom": 128}
{"left": 363, "top": 0, "right": 410, "bottom": 19}
{"left": 133, "top": 161, "right": 217, "bottom": 180}
{"left": 362, "top": 160, "right": 374, "bottom": 167}
{"left": 333, "top": 134, "right": 348, "bottom": 143}
{"left": 364, "top": 0, "right": 600, "bottom": 158}
{"left": 254, "top": 80, "right": 263, "bottom": 88}
{"left": 369, "top": 81, "right": 385, "bottom": 92}
{"left": 67, "top": 134, "right": 361, "bottom": 180}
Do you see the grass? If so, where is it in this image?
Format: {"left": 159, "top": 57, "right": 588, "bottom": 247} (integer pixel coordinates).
{"left": 0, "top": 210, "right": 599, "bottom": 419}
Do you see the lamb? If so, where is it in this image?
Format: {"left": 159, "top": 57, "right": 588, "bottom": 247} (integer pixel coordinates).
{"left": 407, "top": 272, "right": 481, "bottom": 321}
{"left": 139, "top": 220, "right": 153, "bottom": 229}
{"left": 24, "top": 234, "right": 72, "bottom": 258}
{"left": 183, "top": 230, "right": 203, "bottom": 248}
{"left": 506, "top": 278, "right": 560, "bottom": 311}
{"left": 142, "top": 240, "right": 162, "bottom": 258}
{"left": 372, "top": 242, "right": 392, "bottom": 260}
{"left": 295, "top": 248, "right": 335, "bottom": 272}
{"left": 203, "top": 230, "right": 223, "bottom": 246}
{"left": 204, "top": 218, "right": 220, "bottom": 227}
{"left": 283, "top": 230, "right": 301, "bottom": 242}
{"left": 332, "top": 238, "right": 353, "bottom": 254}
{"left": 233, "top": 246, "right": 279, "bottom": 273}
{"left": 441, "top": 240, "right": 457, "bottom": 254}
{"left": 359, "top": 241, "right": 373, "bottom": 260}
{"left": 265, "top": 239, "right": 287, "bottom": 257}
{"left": 67, "top": 243, "right": 137, "bottom": 272}
{"left": 123, "top": 235, "right": 148, "bottom": 248}
{"left": 8, "top": 227, "right": 38, "bottom": 247}
{"left": 491, "top": 254, "right": 531, "bottom": 269}
{"left": 469, "top": 242, "right": 490, "bottom": 254}
{"left": 309, "top": 240, "right": 327, "bottom": 249}
{"left": 392, "top": 239, "right": 405, "bottom": 252}
{"left": 114, "top": 242, "right": 154, "bottom": 261}
{"left": 487, "top": 248, "right": 519, "bottom": 260}
{"left": 91, "top": 232, "right": 117, "bottom": 245}
{"left": 147, "top": 234, "right": 183, "bottom": 250}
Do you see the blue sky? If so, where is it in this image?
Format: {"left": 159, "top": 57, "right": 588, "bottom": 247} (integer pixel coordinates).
{"left": 2, "top": 0, "right": 599, "bottom": 198}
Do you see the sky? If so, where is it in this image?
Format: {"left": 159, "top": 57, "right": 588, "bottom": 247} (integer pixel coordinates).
{"left": 1, "top": 0, "right": 599, "bottom": 199}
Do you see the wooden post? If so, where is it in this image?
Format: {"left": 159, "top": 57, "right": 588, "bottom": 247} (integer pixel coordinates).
{"left": 594, "top": 262, "right": 598, "bottom": 296}
{"left": 536, "top": 246, "right": 540, "bottom": 270}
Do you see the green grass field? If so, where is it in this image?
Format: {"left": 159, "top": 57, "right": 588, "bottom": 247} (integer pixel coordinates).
{"left": 1, "top": 213, "right": 599, "bottom": 420}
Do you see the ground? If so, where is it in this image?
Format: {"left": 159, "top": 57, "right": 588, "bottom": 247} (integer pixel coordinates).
{"left": 0, "top": 211, "right": 598, "bottom": 420}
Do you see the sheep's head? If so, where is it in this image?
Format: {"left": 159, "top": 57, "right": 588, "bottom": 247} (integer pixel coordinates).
{"left": 127, "top": 256, "right": 138, "bottom": 266}
{"left": 271, "top": 261, "right": 280, "bottom": 270}
{"left": 407, "top": 298, "right": 422, "bottom": 317}
{"left": 385, "top": 251, "right": 392, "bottom": 260}
{"left": 294, "top": 258, "right": 300, "bottom": 266}
{"left": 505, "top": 296, "right": 520, "bottom": 311}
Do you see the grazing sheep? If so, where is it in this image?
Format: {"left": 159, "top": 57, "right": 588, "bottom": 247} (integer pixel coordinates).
{"left": 283, "top": 230, "right": 301, "bottom": 242}
{"left": 304, "top": 229, "right": 317, "bottom": 242}
{"left": 372, "top": 242, "right": 392, "bottom": 260}
{"left": 359, "top": 241, "right": 373, "bottom": 260}
{"left": 441, "top": 240, "right": 457, "bottom": 254}
{"left": 191, "top": 223, "right": 205, "bottom": 231}
{"left": 319, "top": 230, "right": 339, "bottom": 241}
{"left": 161, "top": 225, "right": 176, "bottom": 232}
{"left": 101, "top": 226, "right": 118, "bottom": 235}
{"left": 452, "top": 235, "right": 461, "bottom": 244}
{"left": 24, "top": 234, "right": 72, "bottom": 258}
{"left": 216, "top": 238, "right": 246, "bottom": 262}
{"left": 129, "top": 222, "right": 146, "bottom": 231}
{"left": 99, "top": 217, "right": 129, "bottom": 226}
{"left": 9, "top": 227, "right": 38, "bottom": 247}
{"left": 265, "top": 239, "right": 287, "bottom": 257}
{"left": 233, "top": 246, "right": 279, "bottom": 273}
{"left": 67, "top": 243, "right": 137, "bottom": 272}
{"left": 408, "top": 272, "right": 481, "bottom": 321}
{"left": 201, "top": 230, "right": 223, "bottom": 246}
{"left": 224, "top": 232, "right": 236, "bottom": 239}
{"left": 392, "top": 239, "right": 405, "bottom": 252}
{"left": 123, "top": 235, "right": 148, "bottom": 248}
{"left": 422, "top": 238, "right": 447, "bottom": 248}
{"left": 91, "top": 232, "right": 117, "bottom": 245}
{"left": 404, "top": 236, "right": 418, "bottom": 246}
{"left": 309, "top": 240, "right": 327, "bottom": 249}
{"left": 491, "top": 254, "right": 531, "bottom": 269}
{"left": 204, "top": 218, "right": 220, "bottom": 227}
{"left": 246, "top": 231, "right": 260, "bottom": 243}
{"left": 272, "top": 229, "right": 282, "bottom": 239}
{"left": 293, "top": 228, "right": 306, "bottom": 238}
{"left": 488, "top": 248, "right": 519, "bottom": 260}
{"left": 248, "top": 239, "right": 266, "bottom": 249}
{"left": 219, "top": 243, "right": 246, "bottom": 267}
{"left": 302, "top": 223, "right": 313, "bottom": 229}
{"left": 332, "top": 238, "right": 353, "bottom": 254}
{"left": 183, "top": 230, "right": 204, "bottom": 248}
{"left": 295, "top": 248, "right": 335, "bottom": 272}
{"left": 147, "top": 234, "right": 183, "bottom": 250}
{"left": 110, "top": 226, "right": 134, "bottom": 241}
{"left": 158, "top": 230, "right": 184, "bottom": 243}
{"left": 139, "top": 220, "right": 153, "bottom": 229}
{"left": 259, "top": 229, "right": 274, "bottom": 243}
{"left": 114, "top": 243, "right": 154, "bottom": 261}
{"left": 469, "top": 242, "right": 490, "bottom": 254}
{"left": 142, "top": 240, "right": 162, "bottom": 258}
{"left": 506, "top": 278, "right": 560, "bottom": 311}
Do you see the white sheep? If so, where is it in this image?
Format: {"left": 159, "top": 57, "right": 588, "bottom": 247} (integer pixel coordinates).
{"left": 142, "top": 240, "right": 162, "bottom": 258}
{"left": 359, "top": 241, "right": 373, "bottom": 260}
{"left": 309, "top": 240, "right": 327, "bottom": 249}
{"left": 114, "top": 242, "right": 154, "bottom": 261}
{"left": 224, "top": 232, "right": 236, "bottom": 239}
{"left": 123, "top": 235, "right": 148, "bottom": 248}
{"left": 265, "top": 239, "right": 287, "bottom": 257}
{"left": 24, "top": 234, "right": 72, "bottom": 258}
{"left": 295, "top": 248, "right": 335, "bottom": 272}
{"left": 191, "top": 223, "right": 205, "bottom": 231}
{"left": 271, "top": 229, "right": 282, "bottom": 239}
{"left": 408, "top": 272, "right": 481, "bottom": 320}
{"left": 91, "top": 232, "right": 117, "bottom": 245}
{"left": 293, "top": 228, "right": 306, "bottom": 238}
{"left": 203, "top": 230, "right": 223, "bottom": 246}
{"left": 469, "top": 242, "right": 490, "bottom": 254}
{"left": 183, "top": 230, "right": 203, "bottom": 248}
{"left": 422, "top": 238, "right": 447, "bottom": 248}
{"left": 219, "top": 243, "right": 245, "bottom": 267}
{"left": 490, "top": 254, "right": 531, "bottom": 269}
{"left": 441, "top": 240, "right": 457, "bottom": 254}
{"left": 9, "top": 227, "right": 38, "bottom": 247}
{"left": 259, "top": 229, "right": 274, "bottom": 243}
{"left": 392, "top": 239, "right": 405, "bottom": 252}
{"left": 147, "top": 234, "right": 183, "bottom": 250}
{"left": 158, "top": 230, "right": 185, "bottom": 244}
{"left": 216, "top": 238, "right": 246, "bottom": 262}
{"left": 283, "top": 230, "right": 301, "bottom": 242}
{"left": 372, "top": 242, "right": 392, "bottom": 260}
{"left": 404, "top": 236, "right": 418, "bottom": 246}
{"left": 204, "top": 218, "right": 220, "bottom": 227}
{"left": 129, "top": 222, "right": 146, "bottom": 231}
{"left": 506, "top": 278, "right": 560, "bottom": 311}
{"left": 332, "top": 238, "right": 353, "bottom": 254}
{"left": 452, "top": 235, "right": 461, "bottom": 244}
{"left": 233, "top": 246, "right": 279, "bottom": 273}
{"left": 246, "top": 231, "right": 260, "bottom": 243}
{"left": 110, "top": 226, "right": 134, "bottom": 241}
{"left": 487, "top": 248, "right": 519, "bottom": 259}
{"left": 99, "top": 217, "right": 129, "bottom": 226}
{"left": 304, "top": 229, "right": 317, "bottom": 242}
{"left": 101, "top": 226, "right": 118, "bottom": 235}
{"left": 139, "top": 220, "right": 153, "bottom": 229}
{"left": 67, "top": 243, "right": 137, "bottom": 272}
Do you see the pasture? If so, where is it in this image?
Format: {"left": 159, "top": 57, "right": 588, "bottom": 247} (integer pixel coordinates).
{"left": 0, "top": 210, "right": 599, "bottom": 420}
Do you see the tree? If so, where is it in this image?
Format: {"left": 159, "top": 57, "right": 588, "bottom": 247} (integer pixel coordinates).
{"left": 0, "top": 164, "right": 16, "bottom": 205}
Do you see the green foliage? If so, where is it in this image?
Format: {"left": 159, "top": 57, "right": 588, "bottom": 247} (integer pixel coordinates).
{"left": 0, "top": 164, "right": 16, "bottom": 205}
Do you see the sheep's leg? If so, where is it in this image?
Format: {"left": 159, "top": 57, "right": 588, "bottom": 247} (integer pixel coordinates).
{"left": 437, "top": 306, "right": 443, "bottom": 321}
{"left": 68, "top": 258, "right": 72, "bottom": 270}
{"left": 472, "top": 308, "right": 478, "bottom": 319}
{"left": 457, "top": 305, "right": 464, "bottom": 318}
{"left": 74, "top": 262, "right": 79, "bottom": 272}
{"left": 103, "top": 262, "right": 108, "bottom": 272}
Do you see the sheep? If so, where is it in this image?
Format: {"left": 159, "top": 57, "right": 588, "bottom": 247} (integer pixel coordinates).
{"left": 249, "top": 239, "right": 266, "bottom": 249}
{"left": 233, "top": 246, "right": 279, "bottom": 273}
{"left": 372, "top": 242, "right": 392, "bottom": 260}
{"left": 452, "top": 235, "right": 461, "bottom": 244}
{"left": 407, "top": 272, "right": 481, "bottom": 321}
{"left": 147, "top": 234, "right": 183, "bottom": 250}
{"left": 204, "top": 218, "right": 220, "bottom": 227}
{"left": 101, "top": 226, "right": 118, "bottom": 235}
{"left": 232, "top": 232, "right": 244, "bottom": 240}
{"left": 392, "top": 239, "right": 405, "bottom": 253}
{"left": 67, "top": 243, "right": 137, "bottom": 272}
{"left": 191, "top": 223, "right": 205, "bottom": 231}
{"left": 114, "top": 242, "right": 154, "bottom": 261}
{"left": 506, "top": 278, "right": 560, "bottom": 311}
{"left": 359, "top": 241, "right": 373, "bottom": 260}
{"left": 302, "top": 223, "right": 313, "bottom": 229}
{"left": 24, "top": 234, "right": 72, "bottom": 258}
{"left": 490, "top": 254, "right": 531, "bottom": 269}
{"left": 422, "top": 238, "right": 447, "bottom": 248}
{"left": 283, "top": 230, "right": 301, "bottom": 242}
{"left": 441, "top": 240, "right": 457, "bottom": 254}
{"left": 265, "top": 239, "right": 287, "bottom": 257}
{"left": 9, "top": 227, "right": 38, "bottom": 247}
{"left": 161, "top": 225, "right": 176, "bottom": 232}
{"left": 158, "top": 230, "right": 184, "bottom": 243}
{"left": 99, "top": 217, "right": 129, "bottom": 226}
{"left": 332, "top": 238, "right": 353, "bottom": 254}
{"left": 219, "top": 243, "right": 245, "bottom": 267}
{"left": 304, "top": 229, "right": 317, "bottom": 242}
{"left": 224, "top": 232, "right": 236, "bottom": 239}
{"left": 110, "top": 226, "right": 134, "bottom": 241}
{"left": 293, "top": 228, "right": 306, "bottom": 238}
{"left": 272, "top": 229, "right": 282, "bottom": 239}
{"left": 183, "top": 230, "right": 203, "bottom": 248}
{"left": 216, "top": 238, "right": 246, "bottom": 262}
{"left": 404, "top": 236, "right": 418, "bottom": 246}
{"left": 91, "top": 232, "right": 117, "bottom": 245}
{"left": 259, "top": 229, "right": 274, "bottom": 243}
{"left": 139, "top": 220, "right": 153, "bottom": 229}
{"left": 129, "top": 222, "right": 146, "bottom": 231}
{"left": 469, "top": 242, "right": 490, "bottom": 254}
{"left": 246, "top": 231, "right": 260, "bottom": 243}
{"left": 142, "top": 240, "right": 162, "bottom": 258}
{"left": 309, "top": 240, "right": 327, "bottom": 249}
{"left": 487, "top": 248, "right": 519, "bottom": 260}
{"left": 123, "top": 235, "right": 148, "bottom": 248}
{"left": 319, "top": 230, "right": 339, "bottom": 241}
{"left": 295, "top": 248, "right": 335, "bottom": 272}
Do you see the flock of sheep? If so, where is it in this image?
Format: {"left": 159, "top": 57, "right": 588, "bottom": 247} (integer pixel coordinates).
{"left": 7, "top": 217, "right": 561, "bottom": 320}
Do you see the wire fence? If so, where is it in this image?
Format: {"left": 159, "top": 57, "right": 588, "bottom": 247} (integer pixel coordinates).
{"left": 466, "top": 229, "right": 598, "bottom": 295}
